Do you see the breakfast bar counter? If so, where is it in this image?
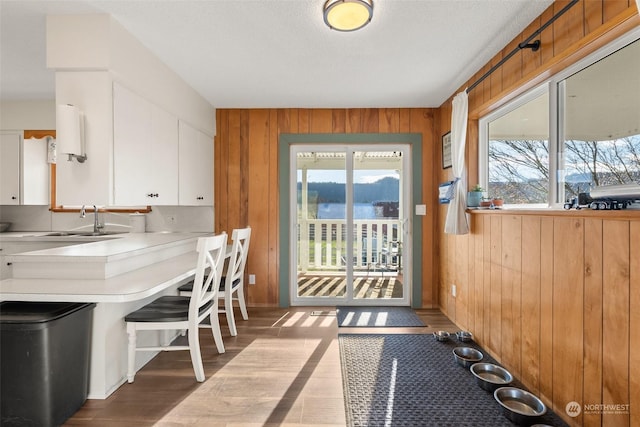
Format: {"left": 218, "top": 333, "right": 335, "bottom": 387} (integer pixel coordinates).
{"left": 0, "top": 232, "right": 211, "bottom": 399}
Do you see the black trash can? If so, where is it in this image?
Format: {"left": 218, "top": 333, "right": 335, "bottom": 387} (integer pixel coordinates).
{"left": 1, "top": 301, "right": 95, "bottom": 427}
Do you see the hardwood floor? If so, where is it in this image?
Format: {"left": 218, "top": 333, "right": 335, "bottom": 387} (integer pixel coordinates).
{"left": 65, "top": 307, "right": 456, "bottom": 426}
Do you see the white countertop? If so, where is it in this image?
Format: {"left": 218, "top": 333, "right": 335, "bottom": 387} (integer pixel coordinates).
{"left": 0, "top": 232, "right": 212, "bottom": 302}
{"left": 3, "top": 232, "right": 209, "bottom": 263}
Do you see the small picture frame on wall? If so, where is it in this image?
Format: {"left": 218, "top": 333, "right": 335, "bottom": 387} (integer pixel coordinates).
{"left": 442, "top": 132, "right": 452, "bottom": 169}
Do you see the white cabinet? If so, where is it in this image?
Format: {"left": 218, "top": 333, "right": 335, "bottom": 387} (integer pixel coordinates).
{"left": 0, "top": 132, "right": 49, "bottom": 205}
{"left": 0, "top": 132, "right": 20, "bottom": 204}
{"left": 113, "top": 83, "right": 179, "bottom": 205}
{"left": 179, "top": 121, "right": 213, "bottom": 206}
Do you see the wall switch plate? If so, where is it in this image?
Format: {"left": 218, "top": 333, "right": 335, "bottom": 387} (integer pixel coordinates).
{"left": 249, "top": 274, "right": 256, "bottom": 285}
{"left": 451, "top": 284, "right": 457, "bottom": 297}
{"left": 415, "top": 204, "right": 426, "bottom": 215}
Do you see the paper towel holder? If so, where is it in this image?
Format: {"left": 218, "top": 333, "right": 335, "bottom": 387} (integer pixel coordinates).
{"left": 57, "top": 104, "right": 87, "bottom": 163}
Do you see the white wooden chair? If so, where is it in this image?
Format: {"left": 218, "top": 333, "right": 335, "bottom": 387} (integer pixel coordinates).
{"left": 179, "top": 226, "right": 251, "bottom": 336}
{"left": 124, "top": 233, "right": 227, "bottom": 383}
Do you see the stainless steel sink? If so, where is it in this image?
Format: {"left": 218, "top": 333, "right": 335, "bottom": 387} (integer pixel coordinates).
{"left": 45, "top": 231, "right": 127, "bottom": 237}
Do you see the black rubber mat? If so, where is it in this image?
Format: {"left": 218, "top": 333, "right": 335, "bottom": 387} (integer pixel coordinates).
{"left": 336, "top": 306, "right": 424, "bottom": 327}
{"left": 339, "top": 334, "right": 569, "bottom": 426}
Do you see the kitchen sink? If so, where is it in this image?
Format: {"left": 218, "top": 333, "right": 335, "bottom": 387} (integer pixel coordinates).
{"left": 44, "top": 231, "right": 128, "bottom": 237}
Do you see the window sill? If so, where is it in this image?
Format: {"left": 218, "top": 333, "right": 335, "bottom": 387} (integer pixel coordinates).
{"left": 466, "top": 207, "right": 640, "bottom": 219}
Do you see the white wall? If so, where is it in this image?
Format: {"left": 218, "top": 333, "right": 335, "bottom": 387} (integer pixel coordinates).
{"left": 0, "top": 100, "right": 56, "bottom": 130}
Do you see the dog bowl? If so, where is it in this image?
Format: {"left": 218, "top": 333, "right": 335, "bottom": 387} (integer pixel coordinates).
{"left": 470, "top": 363, "right": 513, "bottom": 392}
{"left": 456, "top": 330, "right": 473, "bottom": 342}
{"left": 433, "top": 331, "right": 451, "bottom": 342}
{"left": 494, "top": 387, "right": 547, "bottom": 425}
{"left": 452, "top": 346, "right": 483, "bottom": 368}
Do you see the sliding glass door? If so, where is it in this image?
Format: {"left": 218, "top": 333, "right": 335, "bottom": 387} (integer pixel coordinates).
{"left": 290, "top": 145, "right": 411, "bottom": 306}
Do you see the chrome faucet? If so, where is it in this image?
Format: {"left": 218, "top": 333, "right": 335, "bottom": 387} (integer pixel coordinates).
{"left": 80, "top": 205, "right": 104, "bottom": 233}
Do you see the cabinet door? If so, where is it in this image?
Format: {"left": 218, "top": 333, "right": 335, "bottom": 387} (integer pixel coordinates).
{"left": 150, "top": 104, "right": 178, "bottom": 205}
{"left": 113, "top": 84, "right": 178, "bottom": 205}
{"left": 178, "top": 121, "right": 213, "bottom": 206}
{"left": 22, "top": 137, "right": 50, "bottom": 205}
{"left": 0, "top": 132, "right": 21, "bottom": 204}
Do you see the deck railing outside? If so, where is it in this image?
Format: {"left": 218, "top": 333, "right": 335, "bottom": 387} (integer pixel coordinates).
{"left": 297, "top": 219, "right": 401, "bottom": 272}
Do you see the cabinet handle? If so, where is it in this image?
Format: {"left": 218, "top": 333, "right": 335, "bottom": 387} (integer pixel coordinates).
{"left": 11, "top": 196, "right": 17, "bottom": 200}
{"left": 147, "top": 193, "right": 159, "bottom": 198}
{"left": 196, "top": 196, "right": 204, "bottom": 200}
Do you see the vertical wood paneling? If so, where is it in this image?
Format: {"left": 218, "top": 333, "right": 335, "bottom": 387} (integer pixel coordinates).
{"left": 216, "top": 110, "right": 229, "bottom": 231}
{"left": 602, "top": 220, "right": 630, "bottom": 427}
{"left": 630, "top": 221, "right": 640, "bottom": 427}
{"left": 247, "top": 110, "right": 269, "bottom": 304}
{"left": 553, "top": 0, "right": 585, "bottom": 56}
{"left": 455, "top": 234, "right": 469, "bottom": 330}
{"left": 539, "top": 217, "right": 554, "bottom": 407}
{"left": 482, "top": 215, "right": 492, "bottom": 352}
{"left": 584, "top": 0, "right": 604, "bottom": 35}
{"left": 552, "top": 218, "right": 583, "bottom": 424}
{"left": 539, "top": 6, "right": 556, "bottom": 67}
{"left": 227, "top": 110, "right": 242, "bottom": 231}
{"left": 603, "top": 0, "right": 632, "bottom": 22}
{"left": 434, "top": 3, "right": 638, "bottom": 426}
{"left": 346, "top": 109, "right": 362, "bottom": 133}
{"left": 489, "top": 53, "right": 503, "bottom": 99}
{"left": 521, "top": 16, "right": 543, "bottom": 77}
{"left": 521, "top": 216, "right": 541, "bottom": 394}
{"left": 217, "top": 107, "right": 438, "bottom": 309}
{"left": 472, "top": 214, "right": 484, "bottom": 342}
{"left": 310, "top": 109, "right": 332, "bottom": 133}
{"left": 379, "top": 108, "right": 400, "bottom": 133}
{"left": 583, "top": 218, "right": 603, "bottom": 427}
{"left": 501, "top": 215, "right": 522, "bottom": 377}
{"left": 332, "top": 109, "right": 346, "bottom": 133}
{"left": 489, "top": 215, "right": 502, "bottom": 358}
{"left": 501, "top": 38, "right": 522, "bottom": 90}
{"left": 362, "top": 108, "right": 379, "bottom": 133}
{"left": 267, "top": 110, "right": 279, "bottom": 304}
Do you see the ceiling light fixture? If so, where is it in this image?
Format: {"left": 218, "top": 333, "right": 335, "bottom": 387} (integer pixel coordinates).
{"left": 323, "top": 0, "right": 373, "bottom": 32}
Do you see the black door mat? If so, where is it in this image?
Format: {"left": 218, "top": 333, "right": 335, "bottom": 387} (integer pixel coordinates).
{"left": 339, "top": 333, "right": 569, "bottom": 427}
{"left": 336, "top": 306, "right": 424, "bottom": 327}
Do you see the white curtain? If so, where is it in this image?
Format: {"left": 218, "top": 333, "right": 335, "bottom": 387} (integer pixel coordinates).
{"left": 444, "top": 91, "right": 470, "bottom": 235}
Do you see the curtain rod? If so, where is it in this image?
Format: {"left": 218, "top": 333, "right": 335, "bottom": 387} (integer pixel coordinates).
{"left": 466, "top": 0, "right": 580, "bottom": 94}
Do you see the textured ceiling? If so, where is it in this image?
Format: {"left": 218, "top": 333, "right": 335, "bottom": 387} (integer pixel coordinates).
{"left": 0, "top": 0, "right": 553, "bottom": 108}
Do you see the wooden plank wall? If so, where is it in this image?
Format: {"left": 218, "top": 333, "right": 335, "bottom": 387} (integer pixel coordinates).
{"left": 442, "top": 213, "right": 639, "bottom": 427}
{"left": 215, "top": 108, "right": 439, "bottom": 307}
{"left": 435, "top": 2, "right": 639, "bottom": 426}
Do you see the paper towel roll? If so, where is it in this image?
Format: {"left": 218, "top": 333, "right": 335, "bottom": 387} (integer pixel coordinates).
{"left": 129, "top": 213, "right": 146, "bottom": 233}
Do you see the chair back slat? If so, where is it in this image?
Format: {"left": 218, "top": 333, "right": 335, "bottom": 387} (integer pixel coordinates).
{"left": 226, "top": 227, "right": 251, "bottom": 290}
{"left": 191, "top": 233, "right": 227, "bottom": 313}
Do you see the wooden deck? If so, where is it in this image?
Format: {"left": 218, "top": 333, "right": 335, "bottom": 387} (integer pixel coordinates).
{"left": 297, "top": 273, "right": 404, "bottom": 299}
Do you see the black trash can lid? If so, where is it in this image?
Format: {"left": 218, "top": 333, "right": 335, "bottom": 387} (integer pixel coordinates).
{"left": 0, "top": 302, "right": 95, "bottom": 324}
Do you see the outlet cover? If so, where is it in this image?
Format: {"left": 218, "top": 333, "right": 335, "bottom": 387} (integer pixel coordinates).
{"left": 249, "top": 274, "right": 256, "bottom": 285}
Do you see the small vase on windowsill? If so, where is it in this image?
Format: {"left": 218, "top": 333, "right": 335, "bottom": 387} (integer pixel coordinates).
{"left": 467, "top": 185, "right": 485, "bottom": 208}
{"left": 491, "top": 197, "right": 504, "bottom": 209}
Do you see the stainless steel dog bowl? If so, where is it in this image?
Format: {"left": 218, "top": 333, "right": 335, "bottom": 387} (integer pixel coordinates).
{"left": 494, "top": 387, "right": 547, "bottom": 425}
{"left": 452, "top": 346, "right": 483, "bottom": 368}
{"left": 456, "top": 330, "right": 473, "bottom": 342}
{"left": 433, "top": 331, "right": 451, "bottom": 342}
{"left": 470, "top": 363, "right": 513, "bottom": 392}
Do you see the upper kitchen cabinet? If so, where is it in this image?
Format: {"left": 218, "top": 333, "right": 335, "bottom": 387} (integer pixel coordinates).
{"left": 0, "top": 132, "right": 20, "bottom": 204}
{"left": 178, "top": 121, "right": 213, "bottom": 206}
{"left": 0, "top": 131, "right": 49, "bottom": 205}
{"left": 113, "top": 83, "right": 179, "bottom": 206}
